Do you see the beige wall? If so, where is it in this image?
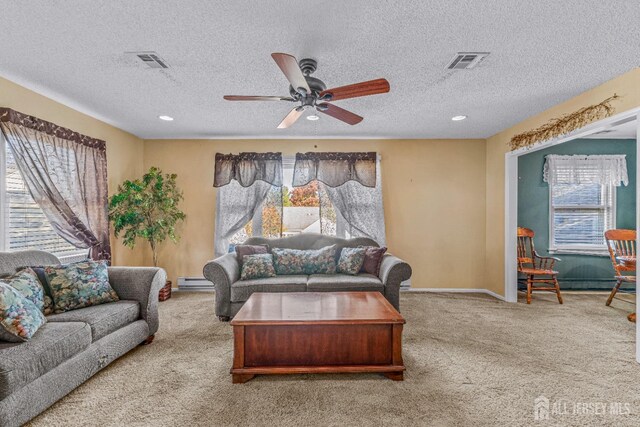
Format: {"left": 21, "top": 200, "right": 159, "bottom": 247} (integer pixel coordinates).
{"left": 484, "top": 68, "right": 640, "bottom": 295}
{"left": 0, "top": 77, "right": 146, "bottom": 266}
{"left": 5, "top": 65, "right": 638, "bottom": 295}
{"left": 143, "top": 139, "right": 487, "bottom": 288}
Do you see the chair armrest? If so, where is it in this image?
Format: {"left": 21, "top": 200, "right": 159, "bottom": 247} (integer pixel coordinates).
{"left": 378, "top": 254, "right": 412, "bottom": 311}
{"left": 203, "top": 253, "right": 240, "bottom": 318}
{"left": 533, "top": 251, "right": 560, "bottom": 269}
{"left": 108, "top": 267, "right": 167, "bottom": 336}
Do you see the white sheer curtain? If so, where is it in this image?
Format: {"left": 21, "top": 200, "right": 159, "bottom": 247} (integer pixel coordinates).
{"left": 320, "top": 156, "right": 386, "bottom": 245}
{"left": 213, "top": 180, "right": 272, "bottom": 257}
{"left": 543, "top": 154, "right": 629, "bottom": 186}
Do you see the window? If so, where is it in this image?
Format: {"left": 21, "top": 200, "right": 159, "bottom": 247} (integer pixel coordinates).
{"left": 230, "top": 158, "right": 346, "bottom": 245}
{"left": 1, "top": 134, "right": 87, "bottom": 261}
{"left": 549, "top": 180, "right": 615, "bottom": 253}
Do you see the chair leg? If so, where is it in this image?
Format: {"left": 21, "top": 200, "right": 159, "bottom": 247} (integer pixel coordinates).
{"left": 526, "top": 275, "right": 532, "bottom": 304}
{"left": 606, "top": 279, "right": 622, "bottom": 306}
{"left": 553, "top": 276, "right": 563, "bottom": 304}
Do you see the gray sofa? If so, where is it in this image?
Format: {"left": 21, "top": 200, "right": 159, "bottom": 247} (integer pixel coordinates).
{"left": 203, "top": 234, "right": 412, "bottom": 320}
{"left": 0, "top": 250, "right": 166, "bottom": 427}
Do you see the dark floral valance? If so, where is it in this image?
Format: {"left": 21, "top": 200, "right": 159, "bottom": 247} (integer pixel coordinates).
{"left": 0, "top": 108, "right": 106, "bottom": 151}
{"left": 213, "top": 152, "right": 283, "bottom": 187}
{"left": 292, "top": 152, "right": 377, "bottom": 188}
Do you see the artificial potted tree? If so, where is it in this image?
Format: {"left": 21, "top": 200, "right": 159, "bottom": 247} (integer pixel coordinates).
{"left": 108, "top": 166, "right": 186, "bottom": 301}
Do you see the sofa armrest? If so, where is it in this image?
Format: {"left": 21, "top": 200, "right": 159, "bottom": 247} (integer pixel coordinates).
{"left": 203, "top": 253, "right": 240, "bottom": 318}
{"left": 108, "top": 267, "right": 166, "bottom": 336}
{"left": 378, "top": 254, "right": 412, "bottom": 311}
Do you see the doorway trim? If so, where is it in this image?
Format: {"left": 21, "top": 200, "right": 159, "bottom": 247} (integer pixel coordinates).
{"left": 503, "top": 107, "right": 640, "bottom": 362}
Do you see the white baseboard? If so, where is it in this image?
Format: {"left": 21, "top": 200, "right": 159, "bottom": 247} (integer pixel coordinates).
{"left": 402, "top": 288, "right": 506, "bottom": 301}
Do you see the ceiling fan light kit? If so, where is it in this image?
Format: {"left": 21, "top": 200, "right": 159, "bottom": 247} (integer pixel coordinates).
{"left": 224, "top": 52, "right": 390, "bottom": 128}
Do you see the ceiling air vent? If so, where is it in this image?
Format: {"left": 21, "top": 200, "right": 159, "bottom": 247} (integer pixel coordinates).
{"left": 132, "top": 52, "right": 169, "bottom": 69}
{"left": 446, "top": 52, "right": 490, "bottom": 70}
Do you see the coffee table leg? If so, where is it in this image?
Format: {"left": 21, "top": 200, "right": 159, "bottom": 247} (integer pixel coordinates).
{"left": 383, "top": 372, "right": 404, "bottom": 381}
{"left": 232, "top": 374, "right": 255, "bottom": 384}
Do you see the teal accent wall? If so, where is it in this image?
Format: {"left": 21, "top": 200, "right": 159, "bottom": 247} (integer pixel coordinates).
{"left": 518, "top": 138, "right": 636, "bottom": 290}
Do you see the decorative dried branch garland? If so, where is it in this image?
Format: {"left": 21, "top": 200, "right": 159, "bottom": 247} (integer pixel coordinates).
{"left": 509, "top": 94, "right": 620, "bottom": 151}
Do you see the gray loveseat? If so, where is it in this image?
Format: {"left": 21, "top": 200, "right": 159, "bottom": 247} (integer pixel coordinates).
{"left": 0, "top": 250, "right": 166, "bottom": 427}
{"left": 203, "top": 234, "right": 412, "bottom": 321}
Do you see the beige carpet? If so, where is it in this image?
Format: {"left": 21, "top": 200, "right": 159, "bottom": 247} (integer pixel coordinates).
{"left": 28, "top": 291, "right": 639, "bottom": 427}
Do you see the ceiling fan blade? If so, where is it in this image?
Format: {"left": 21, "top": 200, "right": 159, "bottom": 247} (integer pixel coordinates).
{"left": 319, "top": 78, "right": 390, "bottom": 101}
{"left": 271, "top": 53, "right": 310, "bottom": 94}
{"left": 223, "top": 95, "right": 294, "bottom": 101}
{"left": 277, "top": 107, "right": 304, "bottom": 129}
{"left": 317, "top": 103, "right": 363, "bottom": 125}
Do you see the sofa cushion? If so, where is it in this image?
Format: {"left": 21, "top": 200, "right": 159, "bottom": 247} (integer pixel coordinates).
{"left": 307, "top": 274, "right": 384, "bottom": 292}
{"left": 272, "top": 245, "right": 337, "bottom": 275}
{"left": 360, "top": 246, "right": 387, "bottom": 276}
{"left": 240, "top": 254, "right": 276, "bottom": 280}
{"left": 0, "top": 282, "right": 47, "bottom": 343}
{"left": 47, "top": 300, "right": 139, "bottom": 342}
{"left": 337, "top": 247, "right": 367, "bottom": 275}
{"left": 235, "top": 244, "right": 269, "bottom": 268}
{"left": 0, "top": 321, "right": 91, "bottom": 400}
{"left": 45, "top": 260, "right": 120, "bottom": 314}
{"left": 1, "top": 268, "right": 48, "bottom": 313}
{"left": 231, "top": 275, "right": 308, "bottom": 302}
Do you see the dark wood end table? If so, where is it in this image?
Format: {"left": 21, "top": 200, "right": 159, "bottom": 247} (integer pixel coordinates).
{"left": 230, "top": 292, "right": 406, "bottom": 383}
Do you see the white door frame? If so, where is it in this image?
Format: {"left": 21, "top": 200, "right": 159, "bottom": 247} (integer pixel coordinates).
{"left": 503, "top": 107, "right": 640, "bottom": 363}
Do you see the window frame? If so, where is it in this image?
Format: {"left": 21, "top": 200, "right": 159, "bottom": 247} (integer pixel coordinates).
{"left": 548, "top": 179, "right": 616, "bottom": 256}
{"left": 238, "top": 155, "right": 349, "bottom": 241}
{"left": 0, "top": 132, "right": 87, "bottom": 259}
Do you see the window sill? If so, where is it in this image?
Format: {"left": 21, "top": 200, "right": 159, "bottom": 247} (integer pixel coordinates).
{"left": 548, "top": 248, "right": 609, "bottom": 257}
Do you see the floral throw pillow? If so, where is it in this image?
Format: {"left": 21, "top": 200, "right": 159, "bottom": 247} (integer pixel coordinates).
{"left": 272, "top": 245, "right": 337, "bottom": 275}
{"left": 0, "top": 268, "right": 50, "bottom": 314}
{"left": 337, "top": 247, "right": 367, "bottom": 275}
{"left": 235, "top": 244, "right": 269, "bottom": 268}
{"left": 45, "top": 260, "right": 119, "bottom": 314}
{"left": 0, "top": 282, "right": 46, "bottom": 342}
{"left": 240, "top": 254, "right": 277, "bottom": 280}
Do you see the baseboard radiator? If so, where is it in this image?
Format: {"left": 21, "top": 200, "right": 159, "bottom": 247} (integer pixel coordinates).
{"left": 177, "top": 277, "right": 214, "bottom": 291}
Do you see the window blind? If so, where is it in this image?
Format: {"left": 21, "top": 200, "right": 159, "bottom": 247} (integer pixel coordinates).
{"left": 5, "top": 144, "right": 83, "bottom": 257}
{"left": 547, "top": 155, "right": 620, "bottom": 250}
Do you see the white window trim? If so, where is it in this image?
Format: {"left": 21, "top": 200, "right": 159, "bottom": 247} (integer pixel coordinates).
{"left": 548, "top": 179, "right": 616, "bottom": 256}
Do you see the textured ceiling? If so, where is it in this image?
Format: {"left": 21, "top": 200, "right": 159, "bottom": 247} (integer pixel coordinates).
{"left": 0, "top": 1, "right": 639, "bottom": 139}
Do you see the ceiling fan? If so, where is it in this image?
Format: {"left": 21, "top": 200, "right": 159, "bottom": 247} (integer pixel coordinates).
{"left": 223, "top": 53, "right": 390, "bottom": 128}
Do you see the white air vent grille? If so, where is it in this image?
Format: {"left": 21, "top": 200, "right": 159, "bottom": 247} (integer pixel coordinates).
{"left": 132, "top": 52, "right": 169, "bottom": 69}
{"left": 446, "top": 52, "right": 490, "bottom": 70}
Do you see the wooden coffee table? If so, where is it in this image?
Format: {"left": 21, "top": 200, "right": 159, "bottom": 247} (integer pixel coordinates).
{"left": 230, "top": 292, "right": 406, "bottom": 383}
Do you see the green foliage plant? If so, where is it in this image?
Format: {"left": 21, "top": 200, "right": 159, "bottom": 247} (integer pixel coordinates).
{"left": 109, "top": 167, "right": 186, "bottom": 267}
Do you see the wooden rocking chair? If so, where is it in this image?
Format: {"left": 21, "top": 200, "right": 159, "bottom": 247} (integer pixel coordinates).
{"left": 604, "top": 229, "right": 636, "bottom": 306}
{"left": 517, "top": 227, "right": 563, "bottom": 304}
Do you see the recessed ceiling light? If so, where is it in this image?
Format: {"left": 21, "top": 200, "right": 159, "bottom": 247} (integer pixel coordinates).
{"left": 451, "top": 115, "right": 467, "bottom": 121}
{"left": 158, "top": 115, "right": 174, "bottom": 121}
{"left": 307, "top": 114, "right": 320, "bottom": 121}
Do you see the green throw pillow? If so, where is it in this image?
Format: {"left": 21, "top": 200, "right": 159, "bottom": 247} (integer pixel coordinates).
{"left": 240, "top": 254, "right": 277, "bottom": 280}
{"left": 0, "top": 282, "right": 46, "bottom": 342}
{"left": 1, "top": 268, "right": 50, "bottom": 314}
{"left": 272, "top": 245, "right": 337, "bottom": 275}
{"left": 337, "top": 247, "right": 367, "bottom": 275}
{"left": 45, "top": 260, "right": 119, "bottom": 314}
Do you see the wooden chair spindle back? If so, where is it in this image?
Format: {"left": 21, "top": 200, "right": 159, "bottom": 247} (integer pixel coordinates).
{"left": 605, "top": 229, "right": 637, "bottom": 276}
